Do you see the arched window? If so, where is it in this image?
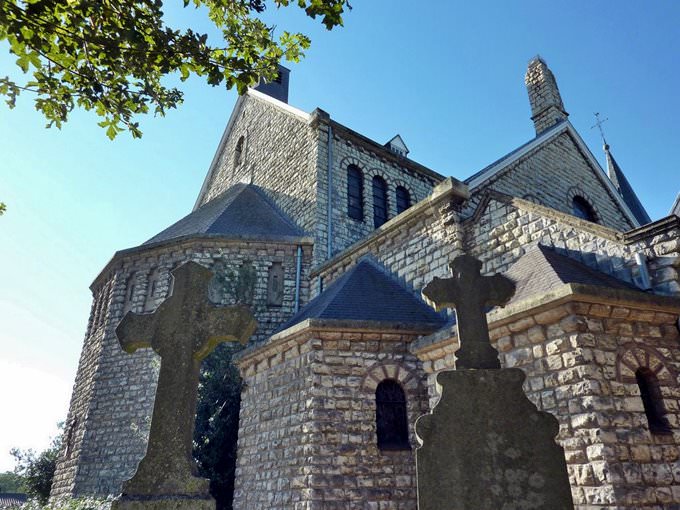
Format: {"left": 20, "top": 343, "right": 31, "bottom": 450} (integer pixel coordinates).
{"left": 372, "top": 176, "right": 388, "bottom": 228}
{"left": 376, "top": 379, "right": 410, "bottom": 450}
{"left": 572, "top": 196, "right": 597, "bottom": 223}
{"left": 395, "top": 186, "right": 411, "bottom": 214}
{"left": 267, "top": 262, "right": 284, "bottom": 306}
{"left": 234, "top": 135, "right": 245, "bottom": 167}
{"left": 636, "top": 368, "right": 672, "bottom": 435}
{"left": 347, "top": 165, "right": 364, "bottom": 220}
{"left": 124, "top": 273, "right": 137, "bottom": 313}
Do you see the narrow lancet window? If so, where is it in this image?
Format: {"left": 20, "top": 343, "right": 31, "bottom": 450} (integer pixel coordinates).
{"left": 267, "top": 262, "right": 284, "bottom": 306}
{"left": 636, "top": 368, "right": 672, "bottom": 435}
{"left": 347, "top": 165, "right": 364, "bottom": 220}
{"left": 376, "top": 379, "right": 410, "bottom": 450}
{"left": 234, "top": 135, "right": 245, "bottom": 168}
{"left": 372, "top": 176, "right": 388, "bottom": 228}
{"left": 396, "top": 186, "right": 411, "bottom": 214}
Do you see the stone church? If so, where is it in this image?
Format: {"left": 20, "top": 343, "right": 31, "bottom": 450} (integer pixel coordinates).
{"left": 51, "top": 57, "right": 680, "bottom": 509}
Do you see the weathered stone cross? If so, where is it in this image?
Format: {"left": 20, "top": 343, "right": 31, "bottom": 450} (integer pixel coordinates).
{"left": 113, "top": 261, "right": 256, "bottom": 507}
{"left": 422, "top": 254, "right": 515, "bottom": 369}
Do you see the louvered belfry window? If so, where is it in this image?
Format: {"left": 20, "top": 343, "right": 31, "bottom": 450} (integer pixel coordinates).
{"left": 372, "top": 176, "right": 388, "bottom": 228}
{"left": 376, "top": 379, "right": 410, "bottom": 450}
{"left": 347, "top": 165, "right": 364, "bottom": 220}
{"left": 396, "top": 186, "right": 411, "bottom": 214}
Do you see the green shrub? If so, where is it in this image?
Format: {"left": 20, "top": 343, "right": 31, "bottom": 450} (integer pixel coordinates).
{"left": 21, "top": 497, "right": 112, "bottom": 510}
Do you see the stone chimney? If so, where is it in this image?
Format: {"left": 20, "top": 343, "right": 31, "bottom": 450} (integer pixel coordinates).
{"left": 525, "top": 56, "right": 568, "bottom": 134}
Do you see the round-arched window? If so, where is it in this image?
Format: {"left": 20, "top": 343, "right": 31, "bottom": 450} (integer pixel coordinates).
{"left": 572, "top": 196, "right": 597, "bottom": 223}
{"left": 375, "top": 379, "right": 410, "bottom": 450}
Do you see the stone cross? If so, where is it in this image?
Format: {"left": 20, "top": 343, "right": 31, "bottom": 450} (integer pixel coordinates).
{"left": 422, "top": 254, "right": 515, "bottom": 369}
{"left": 113, "top": 261, "right": 257, "bottom": 507}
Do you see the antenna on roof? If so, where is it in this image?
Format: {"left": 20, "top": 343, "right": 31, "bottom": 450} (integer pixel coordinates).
{"left": 591, "top": 112, "right": 609, "bottom": 147}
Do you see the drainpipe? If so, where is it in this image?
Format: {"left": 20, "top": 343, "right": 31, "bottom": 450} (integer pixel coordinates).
{"left": 327, "top": 124, "right": 334, "bottom": 258}
{"left": 294, "top": 246, "right": 302, "bottom": 313}
{"left": 634, "top": 252, "right": 652, "bottom": 291}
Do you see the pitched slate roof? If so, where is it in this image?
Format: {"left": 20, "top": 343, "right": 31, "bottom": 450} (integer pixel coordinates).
{"left": 279, "top": 258, "right": 446, "bottom": 331}
{"left": 144, "top": 183, "right": 305, "bottom": 245}
{"left": 671, "top": 193, "right": 680, "bottom": 217}
{"left": 505, "top": 244, "right": 635, "bottom": 305}
{"left": 605, "top": 144, "right": 651, "bottom": 225}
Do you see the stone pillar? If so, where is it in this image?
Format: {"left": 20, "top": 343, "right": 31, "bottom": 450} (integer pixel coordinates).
{"left": 525, "top": 56, "right": 569, "bottom": 134}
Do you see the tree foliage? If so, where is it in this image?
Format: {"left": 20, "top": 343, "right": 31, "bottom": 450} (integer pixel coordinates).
{"left": 0, "top": 202, "right": 6, "bottom": 215}
{"left": 0, "top": 470, "right": 25, "bottom": 492}
{"left": 193, "top": 342, "right": 243, "bottom": 510}
{"left": 11, "top": 425, "right": 63, "bottom": 505}
{"left": 0, "top": 0, "right": 350, "bottom": 139}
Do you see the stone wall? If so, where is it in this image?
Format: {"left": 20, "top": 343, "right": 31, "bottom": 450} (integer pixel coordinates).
{"left": 314, "top": 119, "right": 443, "bottom": 261}
{"left": 465, "top": 130, "right": 635, "bottom": 232}
{"left": 235, "top": 326, "right": 428, "bottom": 509}
{"left": 51, "top": 238, "right": 312, "bottom": 498}
{"left": 464, "top": 193, "right": 680, "bottom": 296}
{"left": 413, "top": 297, "right": 680, "bottom": 509}
{"left": 312, "top": 181, "right": 465, "bottom": 299}
{"left": 198, "top": 93, "right": 320, "bottom": 245}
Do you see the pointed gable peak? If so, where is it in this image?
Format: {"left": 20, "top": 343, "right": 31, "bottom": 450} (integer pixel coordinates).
{"left": 604, "top": 143, "right": 652, "bottom": 225}
{"left": 385, "top": 134, "right": 409, "bottom": 157}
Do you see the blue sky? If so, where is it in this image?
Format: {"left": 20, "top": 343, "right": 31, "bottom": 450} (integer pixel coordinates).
{"left": 1, "top": 1, "right": 679, "bottom": 470}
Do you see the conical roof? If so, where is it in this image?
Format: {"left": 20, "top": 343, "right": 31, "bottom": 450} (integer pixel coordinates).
{"left": 144, "top": 183, "right": 305, "bottom": 245}
{"left": 279, "top": 258, "right": 446, "bottom": 331}
{"left": 605, "top": 145, "right": 651, "bottom": 225}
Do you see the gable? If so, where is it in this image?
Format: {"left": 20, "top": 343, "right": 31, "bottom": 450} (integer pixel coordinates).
{"left": 191, "top": 90, "right": 319, "bottom": 239}
{"left": 464, "top": 123, "right": 636, "bottom": 231}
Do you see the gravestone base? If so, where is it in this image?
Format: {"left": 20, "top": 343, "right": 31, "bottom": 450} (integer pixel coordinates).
{"left": 416, "top": 368, "right": 574, "bottom": 510}
{"left": 111, "top": 495, "right": 215, "bottom": 510}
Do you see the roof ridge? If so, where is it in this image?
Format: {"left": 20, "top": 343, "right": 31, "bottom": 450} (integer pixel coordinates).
{"left": 244, "top": 184, "right": 306, "bottom": 235}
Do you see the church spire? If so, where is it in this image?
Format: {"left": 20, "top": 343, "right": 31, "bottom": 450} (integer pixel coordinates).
{"left": 604, "top": 142, "right": 652, "bottom": 225}
{"left": 525, "top": 56, "right": 569, "bottom": 134}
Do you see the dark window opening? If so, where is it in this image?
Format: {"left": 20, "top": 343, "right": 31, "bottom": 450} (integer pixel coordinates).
{"left": 372, "top": 176, "right": 388, "bottom": 228}
{"left": 376, "top": 379, "right": 410, "bottom": 451}
{"left": 572, "top": 196, "right": 597, "bottom": 223}
{"left": 347, "top": 165, "right": 364, "bottom": 220}
{"left": 396, "top": 186, "right": 411, "bottom": 214}
{"left": 65, "top": 417, "right": 78, "bottom": 458}
{"left": 636, "top": 368, "right": 672, "bottom": 435}
{"left": 267, "top": 262, "right": 284, "bottom": 306}
{"left": 234, "top": 136, "right": 245, "bottom": 167}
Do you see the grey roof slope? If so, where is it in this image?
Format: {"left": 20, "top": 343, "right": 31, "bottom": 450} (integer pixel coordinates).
{"left": 671, "top": 193, "right": 680, "bottom": 217}
{"left": 144, "top": 183, "right": 305, "bottom": 245}
{"left": 279, "top": 258, "right": 446, "bottom": 331}
{"left": 605, "top": 144, "right": 651, "bottom": 225}
{"left": 505, "top": 244, "right": 636, "bottom": 305}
